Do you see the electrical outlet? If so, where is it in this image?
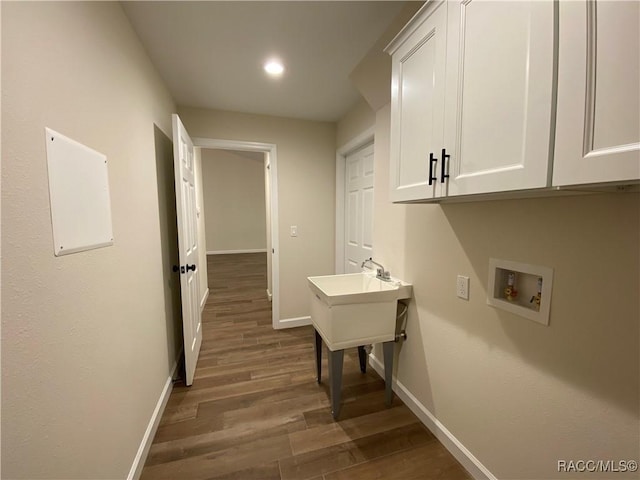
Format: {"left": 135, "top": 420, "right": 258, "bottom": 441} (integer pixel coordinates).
{"left": 456, "top": 275, "right": 469, "bottom": 300}
{"left": 290, "top": 225, "right": 298, "bottom": 237}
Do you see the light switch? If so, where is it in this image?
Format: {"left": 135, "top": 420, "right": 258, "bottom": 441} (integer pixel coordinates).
{"left": 290, "top": 225, "right": 298, "bottom": 237}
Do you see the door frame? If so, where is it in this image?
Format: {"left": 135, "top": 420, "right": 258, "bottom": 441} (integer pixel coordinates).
{"left": 335, "top": 127, "right": 375, "bottom": 274}
{"left": 192, "top": 137, "right": 281, "bottom": 329}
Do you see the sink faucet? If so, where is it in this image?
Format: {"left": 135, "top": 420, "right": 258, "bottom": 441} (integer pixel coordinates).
{"left": 361, "top": 257, "right": 391, "bottom": 281}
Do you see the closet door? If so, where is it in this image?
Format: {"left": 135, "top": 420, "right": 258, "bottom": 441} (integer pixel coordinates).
{"left": 344, "top": 143, "right": 374, "bottom": 273}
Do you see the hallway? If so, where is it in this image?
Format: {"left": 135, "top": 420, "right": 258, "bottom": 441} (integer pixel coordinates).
{"left": 141, "top": 253, "right": 470, "bottom": 479}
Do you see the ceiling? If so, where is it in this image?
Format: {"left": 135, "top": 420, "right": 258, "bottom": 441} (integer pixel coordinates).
{"left": 122, "top": 1, "right": 406, "bottom": 122}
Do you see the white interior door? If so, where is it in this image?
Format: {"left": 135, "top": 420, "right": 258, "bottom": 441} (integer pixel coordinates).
{"left": 172, "top": 114, "right": 202, "bottom": 386}
{"left": 264, "top": 156, "right": 273, "bottom": 300}
{"left": 344, "top": 142, "right": 374, "bottom": 273}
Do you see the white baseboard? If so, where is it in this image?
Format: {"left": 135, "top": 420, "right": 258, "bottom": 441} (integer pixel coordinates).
{"left": 200, "top": 288, "right": 209, "bottom": 312}
{"left": 127, "top": 359, "right": 179, "bottom": 480}
{"left": 275, "top": 315, "right": 311, "bottom": 329}
{"left": 207, "top": 249, "right": 267, "bottom": 255}
{"left": 369, "top": 354, "right": 496, "bottom": 480}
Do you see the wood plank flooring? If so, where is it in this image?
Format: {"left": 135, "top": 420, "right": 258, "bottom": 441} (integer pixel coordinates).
{"left": 141, "top": 253, "right": 471, "bottom": 480}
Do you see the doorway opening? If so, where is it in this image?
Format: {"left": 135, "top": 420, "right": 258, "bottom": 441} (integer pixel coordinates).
{"left": 193, "top": 138, "right": 281, "bottom": 328}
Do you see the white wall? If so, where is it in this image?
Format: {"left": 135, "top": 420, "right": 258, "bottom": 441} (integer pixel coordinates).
{"left": 349, "top": 2, "right": 423, "bottom": 112}
{"left": 337, "top": 101, "right": 639, "bottom": 479}
{"left": 336, "top": 97, "right": 375, "bottom": 149}
{"left": 178, "top": 107, "right": 336, "bottom": 322}
{"left": 1, "top": 3, "right": 178, "bottom": 478}
{"left": 201, "top": 149, "right": 267, "bottom": 253}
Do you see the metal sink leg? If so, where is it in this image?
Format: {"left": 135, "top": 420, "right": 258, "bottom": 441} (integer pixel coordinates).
{"left": 328, "top": 348, "right": 344, "bottom": 419}
{"left": 383, "top": 341, "right": 394, "bottom": 407}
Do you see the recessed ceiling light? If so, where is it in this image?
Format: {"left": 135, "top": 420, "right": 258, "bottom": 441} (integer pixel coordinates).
{"left": 264, "top": 60, "right": 284, "bottom": 76}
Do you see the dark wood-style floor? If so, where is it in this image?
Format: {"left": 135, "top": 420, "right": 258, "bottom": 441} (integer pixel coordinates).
{"left": 141, "top": 253, "right": 471, "bottom": 480}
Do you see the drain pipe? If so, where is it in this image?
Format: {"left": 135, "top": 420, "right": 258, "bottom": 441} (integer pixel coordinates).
{"left": 395, "top": 301, "right": 409, "bottom": 342}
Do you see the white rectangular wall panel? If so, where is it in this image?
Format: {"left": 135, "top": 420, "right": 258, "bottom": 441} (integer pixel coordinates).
{"left": 45, "top": 128, "right": 114, "bottom": 256}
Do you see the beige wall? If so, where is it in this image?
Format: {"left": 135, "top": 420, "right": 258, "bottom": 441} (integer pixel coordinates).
{"left": 178, "top": 107, "right": 336, "bottom": 321}
{"left": 201, "top": 149, "right": 267, "bottom": 253}
{"left": 349, "top": 2, "right": 424, "bottom": 112}
{"left": 1, "top": 3, "right": 178, "bottom": 478}
{"left": 336, "top": 97, "right": 375, "bottom": 149}
{"left": 337, "top": 101, "right": 639, "bottom": 479}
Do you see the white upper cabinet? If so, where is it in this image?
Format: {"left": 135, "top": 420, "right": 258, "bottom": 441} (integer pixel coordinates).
{"left": 387, "top": 0, "right": 639, "bottom": 203}
{"left": 387, "top": 1, "right": 447, "bottom": 202}
{"left": 444, "top": 1, "right": 554, "bottom": 196}
{"left": 553, "top": 0, "right": 640, "bottom": 186}
{"left": 387, "top": 0, "right": 555, "bottom": 202}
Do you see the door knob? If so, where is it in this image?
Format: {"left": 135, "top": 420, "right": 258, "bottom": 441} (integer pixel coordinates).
{"left": 173, "top": 265, "right": 195, "bottom": 274}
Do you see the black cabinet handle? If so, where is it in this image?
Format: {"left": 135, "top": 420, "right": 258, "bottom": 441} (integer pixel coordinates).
{"left": 441, "top": 148, "right": 450, "bottom": 183}
{"left": 186, "top": 264, "right": 197, "bottom": 272}
{"left": 172, "top": 265, "right": 179, "bottom": 273}
{"left": 428, "top": 153, "right": 438, "bottom": 185}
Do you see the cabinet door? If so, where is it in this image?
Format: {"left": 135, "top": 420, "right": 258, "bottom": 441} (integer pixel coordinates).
{"left": 389, "top": 1, "right": 447, "bottom": 202}
{"left": 553, "top": 1, "right": 640, "bottom": 186}
{"left": 444, "top": 1, "right": 554, "bottom": 196}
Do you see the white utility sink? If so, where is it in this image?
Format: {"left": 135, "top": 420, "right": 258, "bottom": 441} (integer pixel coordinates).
{"left": 307, "top": 272, "right": 412, "bottom": 351}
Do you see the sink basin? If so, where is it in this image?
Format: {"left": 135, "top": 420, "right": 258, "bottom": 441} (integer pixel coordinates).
{"left": 307, "top": 272, "right": 412, "bottom": 351}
